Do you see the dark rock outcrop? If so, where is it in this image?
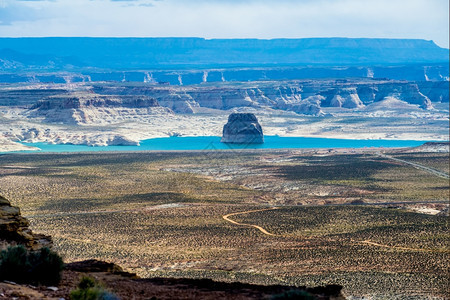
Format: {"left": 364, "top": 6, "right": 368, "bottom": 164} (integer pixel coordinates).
{"left": 65, "top": 259, "right": 137, "bottom": 278}
{"left": 0, "top": 195, "right": 52, "bottom": 251}
{"left": 221, "top": 113, "right": 264, "bottom": 144}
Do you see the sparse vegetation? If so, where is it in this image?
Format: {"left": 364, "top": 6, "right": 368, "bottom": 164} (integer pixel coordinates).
{"left": 0, "top": 150, "right": 448, "bottom": 298}
{"left": 0, "top": 245, "right": 64, "bottom": 285}
{"left": 389, "top": 152, "right": 450, "bottom": 174}
{"left": 270, "top": 289, "right": 316, "bottom": 300}
{"left": 70, "top": 276, "right": 119, "bottom": 300}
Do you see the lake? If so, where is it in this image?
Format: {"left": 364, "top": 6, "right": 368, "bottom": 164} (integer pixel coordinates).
{"left": 6, "top": 136, "right": 436, "bottom": 153}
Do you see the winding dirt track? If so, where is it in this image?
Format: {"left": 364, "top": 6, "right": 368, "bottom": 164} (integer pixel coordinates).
{"left": 355, "top": 240, "right": 447, "bottom": 253}
{"left": 222, "top": 207, "right": 281, "bottom": 236}
{"left": 223, "top": 207, "right": 446, "bottom": 253}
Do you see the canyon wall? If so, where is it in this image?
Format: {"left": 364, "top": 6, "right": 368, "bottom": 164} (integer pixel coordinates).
{"left": 27, "top": 93, "right": 171, "bottom": 125}
{"left": 0, "top": 64, "right": 448, "bottom": 85}
{"left": 90, "top": 79, "right": 442, "bottom": 115}
{"left": 1, "top": 79, "right": 445, "bottom": 128}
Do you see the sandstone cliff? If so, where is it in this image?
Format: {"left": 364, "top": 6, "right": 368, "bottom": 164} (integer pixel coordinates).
{"left": 417, "top": 81, "right": 450, "bottom": 103}
{"left": 320, "top": 88, "right": 364, "bottom": 108}
{"left": 92, "top": 79, "right": 440, "bottom": 115}
{"left": 27, "top": 92, "right": 172, "bottom": 125}
{"left": 0, "top": 195, "right": 52, "bottom": 251}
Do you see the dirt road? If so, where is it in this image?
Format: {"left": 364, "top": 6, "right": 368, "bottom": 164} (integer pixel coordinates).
{"left": 354, "top": 240, "right": 447, "bottom": 253}
{"left": 222, "top": 207, "right": 280, "bottom": 236}
{"left": 377, "top": 153, "right": 449, "bottom": 179}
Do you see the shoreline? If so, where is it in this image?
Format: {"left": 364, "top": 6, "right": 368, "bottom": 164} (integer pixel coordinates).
{"left": 2, "top": 135, "right": 447, "bottom": 154}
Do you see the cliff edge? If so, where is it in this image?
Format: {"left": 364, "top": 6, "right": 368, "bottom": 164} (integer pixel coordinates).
{"left": 0, "top": 195, "right": 52, "bottom": 251}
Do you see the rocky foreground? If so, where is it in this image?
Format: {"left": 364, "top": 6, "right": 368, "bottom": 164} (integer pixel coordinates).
{"left": 0, "top": 259, "right": 344, "bottom": 299}
{"left": 0, "top": 195, "right": 52, "bottom": 251}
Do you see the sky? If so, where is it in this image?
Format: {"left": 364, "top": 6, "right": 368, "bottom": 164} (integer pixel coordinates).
{"left": 0, "top": 0, "right": 448, "bottom": 48}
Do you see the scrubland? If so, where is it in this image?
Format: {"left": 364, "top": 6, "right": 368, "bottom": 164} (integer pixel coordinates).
{"left": 0, "top": 149, "right": 448, "bottom": 299}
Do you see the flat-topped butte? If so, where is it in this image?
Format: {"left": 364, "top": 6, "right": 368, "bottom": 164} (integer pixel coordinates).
{"left": 221, "top": 113, "right": 264, "bottom": 144}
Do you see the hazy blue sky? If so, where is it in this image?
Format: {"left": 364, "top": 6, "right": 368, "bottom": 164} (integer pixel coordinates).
{"left": 0, "top": 0, "right": 448, "bottom": 48}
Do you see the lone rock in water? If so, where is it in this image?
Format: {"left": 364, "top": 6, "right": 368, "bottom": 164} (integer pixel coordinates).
{"left": 221, "top": 113, "right": 264, "bottom": 144}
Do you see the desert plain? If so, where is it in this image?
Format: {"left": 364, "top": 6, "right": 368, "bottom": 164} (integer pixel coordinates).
{"left": 0, "top": 146, "right": 448, "bottom": 299}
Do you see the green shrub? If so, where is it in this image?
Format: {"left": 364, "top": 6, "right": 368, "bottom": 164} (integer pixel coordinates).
{"left": 28, "top": 246, "right": 64, "bottom": 285}
{"left": 0, "top": 245, "right": 63, "bottom": 285}
{"left": 0, "top": 245, "right": 30, "bottom": 283}
{"left": 270, "top": 289, "right": 316, "bottom": 300}
{"left": 70, "top": 276, "right": 119, "bottom": 300}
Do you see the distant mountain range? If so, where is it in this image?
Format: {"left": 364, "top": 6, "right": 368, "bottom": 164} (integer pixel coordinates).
{"left": 0, "top": 37, "right": 449, "bottom": 71}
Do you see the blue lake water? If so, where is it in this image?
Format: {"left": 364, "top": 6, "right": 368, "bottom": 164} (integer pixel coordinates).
{"left": 4, "top": 136, "right": 437, "bottom": 154}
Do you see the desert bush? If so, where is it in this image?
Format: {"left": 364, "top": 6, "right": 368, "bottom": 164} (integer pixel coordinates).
{"left": 70, "top": 276, "right": 119, "bottom": 300}
{"left": 0, "top": 245, "right": 63, "bottom": 285}
{"left": 28, "top": 246, "right": 64, "bottom": 285}
{"left": 0, "top": 245, "right": 29, "bottom": 283}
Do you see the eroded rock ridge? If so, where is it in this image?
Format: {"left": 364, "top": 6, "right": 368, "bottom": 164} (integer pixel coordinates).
{"left": 0, "top": 195, "right": 52, "bottom": 251}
